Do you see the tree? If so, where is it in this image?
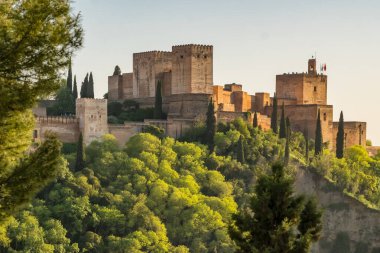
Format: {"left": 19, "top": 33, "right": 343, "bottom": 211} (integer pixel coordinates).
{"left": 0, "top": 0, "right": 82, "bottom": 223}
{"left": 284, "top": 134, "right": 290, "bottom": 165}
{"left": 113, "top": 65, "right": 121, "bottom": 76}
{"left": 50, "top": 86, "right": 75, "bottom": 115}
{"left": 305, "top": 128, "right": 309, "bottom": 163}
{"left": 75, "top": 133, "right": 85, "bottom": 171}
{"left": 67, "top": 59, "right": 73, "bottom": 92}
{"left": 154, "top": 80, "right": 163, "bottom": 119}
{"left": 279, "top": 103, "right": 286, "bottom": 138}
{"left": 253, "top": 111, "right": 258, "bottom": 128}
{"left": 206, "top": 98, "right": 216, "bottom": 151}
{"left": 315, "top": 110, "right": 323, "bottom": 156}
{"left": 88, "top": 72, "right": 94, "bottom": 98}
{"left": 336, "top": 111, "right": 344, "bottom": 159}
{"left": 80, "top": 73, "right": 89, "bottom": 98}
{"left": 237, "top": 136, "right": 245, "bottom": 163}
{"left": 271, "top": 93, "right": 278, "bottom": 133}
{"left": 230, "top": 163, "right": 322, "bottom": 253}
{"left": 73, "top": 75, "right": 78, "bottom": 99}
{"left": 286, "top": 117, "right": 291, "bottom": 137}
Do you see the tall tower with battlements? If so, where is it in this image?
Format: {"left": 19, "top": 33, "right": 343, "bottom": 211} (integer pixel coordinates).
{"left": 171, "top": 44, "right": 213, "bottom": 94}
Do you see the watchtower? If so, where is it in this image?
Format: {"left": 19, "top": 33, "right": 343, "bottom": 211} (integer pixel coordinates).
{"left": 76, "top": 98, "right": 108, "bottom": 144}
{"left": 171, "top": 44, "right": 213, "bottom": 94}
{"left": 308, "top": 58, "right": 317, "bottom": 75}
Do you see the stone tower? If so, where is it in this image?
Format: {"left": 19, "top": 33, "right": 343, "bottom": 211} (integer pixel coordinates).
{"left": 171, "top": 44, "right": 213, "bottom": 94}
{"left": 308, "top": 58, "right": 317, "bottom": 75}
{"left": 76, "top": 98, "right": 108, "bottom": 144}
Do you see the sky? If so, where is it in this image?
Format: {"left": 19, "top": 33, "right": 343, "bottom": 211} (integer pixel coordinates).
{"left": 71, "top": 0, "right": 380, "bottom": 145}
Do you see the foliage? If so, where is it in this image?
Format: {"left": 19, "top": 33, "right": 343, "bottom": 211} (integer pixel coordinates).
{"left": 0, "top": 0, "right": 82, "bottom": 224}
{"left": 312, "top": 146, "right": 380, "bottom": 209}
{"left": 206, "top": 98, "right": 216, "bottom": 151}
{"left": 336, "top": 111, "right": 344, "bottom": 159}
{"left": 0, "top": 0, "right": 83, "bottom": 113}
{"left": 236, "top": 136, "right": 245, "bottom": 164}
{"left": 67, "top": 60, "right": 73, "bottom": 92}
{"left": 107, "top": 101, "right": 123, "bottom": 117}
{"left": 142, "top": 125, "right": 165, "bottom": 139}
{"left": 230, "top": 163, "right": 322, "bottom": 253}
{"left": 113, "top": 65, "right": 121, "bottom": 76}
{"left": 75, "top": 133, "right": 85, "bottom": 172}
{"left": 73, "top": 75, "right": 78, "bottom": 99}
{"left": 271, "top": 93, "right": 278, "bottom": 133}
{"left": 315, "top": 110, "right": 323, "bottom": 156}
{"left": 154, "top": 80, "right": 163, "bottom": 119}
{"left": 48, "top": 85, "right": 76, "bottom": 116}
{"left": 80, "top": 73, "right": 89, "bottom": 98}
{"left": 280, "top": 103, "right": 287, "bottom": 138}
{"left": 88, "top": 72, "right": 95, "bottom": 98}
{"left": 253, "top": 111, "right": 258, "bottom": 128}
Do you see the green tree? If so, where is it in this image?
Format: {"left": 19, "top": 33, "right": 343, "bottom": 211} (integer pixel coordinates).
{"left": 113, "top": 65, "right": 121, "bottom": 75}
{"left": 154, "top": 80, "right": 163, "bottom": 119}
{"left": 315, "top": 109, "right": 323, "bottom": 156}
{"left": 230, "top": 163, "right": 322, "bottom": 253}
{"left": 237, "top": 136, "right": 245, "bottom": 163}
{"left": 305, "top": 128, "right": 309, "bottom": 163}
{"left": 75, "top": 133, "right": 85, "bottom": 171}
{"left": 67, "top": 59, "right": 73, "bottom": 92}
{"left": 284, "top": 134, "right": 290, "bottom": 165}
{"left": 73, "top": 75, "right": 78, "bottom": 99}
{"left": 206, "top": 98, "right": 216, "bottom": 151}
{"left": 80, "top": 73, "right": 89, "bottom": 98}
{"left": 336, "top": 111, "right": 344, "bottom": 159}
{"left": 271, "top": 93, "right": 278, "bottom": 133}
{"left": 0, "top": 0, "right": 82, "bottom": 223}
{"left": 253, "top": 111, "right": 258, "bottom": 128}
{"left": 280, "top": 103, "right": 287, "bottom": 138}
{"left": 88, "top": 72, "right": 95, "bottom": 98}
{"left": 50, "top": 86, "right": 75, "bottom": 115}
{"left": 286, "top": 116, "right": 292, "bottom": 137}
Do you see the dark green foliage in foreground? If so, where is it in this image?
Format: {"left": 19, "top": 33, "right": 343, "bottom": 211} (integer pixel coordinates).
{"left": 230, "top": 163, "right": 322, "bottom": 253}
{"left": 154, "top": 80, "right": 163, "bottom": 119}
{"left": 73, "top": 75, "right": 78, "bottom": 99}
{"left": 142, "top": 125, "right": 165, "bottom": 139}
{"left": 206, "top": 98, "right": 216, "bottom": 151}
{"left": 336, "top": 111, "right": 345, "bottom": 159}
{"left": 237, "top": 136, "right": 245, "bottom": 163}
{"left": 0, "top": 0, "right": 82, "bottom": 224}
{"left": 315, "top": 110, "right": 323, "bottom": 156}
{"left": 80, "top": 73, "right": 89, "bottom": 98}
{"left": 48, "top": 84, "right": 76, "bottom": 116}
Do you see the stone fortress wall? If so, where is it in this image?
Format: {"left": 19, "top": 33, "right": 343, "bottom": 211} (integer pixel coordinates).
{"left": 34, "top": 43, "right": 367, "bottom": 151}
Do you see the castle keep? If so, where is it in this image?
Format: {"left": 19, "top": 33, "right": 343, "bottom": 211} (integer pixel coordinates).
{"left": 33, "top": 44, "right": 367, "bottom": 150}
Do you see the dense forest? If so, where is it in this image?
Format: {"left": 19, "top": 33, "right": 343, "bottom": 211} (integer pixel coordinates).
{"left": 1, "top": 117, "right": 379, "bottom": 252}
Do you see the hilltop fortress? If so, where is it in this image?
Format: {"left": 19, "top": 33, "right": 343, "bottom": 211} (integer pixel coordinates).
{"left": 33, "top": 44, "right": 367, "bottom": 150}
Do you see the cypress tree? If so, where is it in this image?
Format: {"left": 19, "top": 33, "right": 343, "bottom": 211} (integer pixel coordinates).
{"left": 279, "top": 103, "right": 286, "bottom": 138}
{"left": 75, "top": 133, "right": 85, "bottom": 171}
{"left": 253, "top": 111, "right": 258, "bottom": 128}
{"left": 305, "top": 128, "right": 309, "bottom": 163}
{"left": 154, "top": 80, "right": 163, "bottom": 119}
{"left": 230, "top": 163, "right": 322, "bottom": 252}
{"left": 336, "top": 111, "right": 345, "bottom": 159}
{"left": 113, "top": 65, "right": 121, "bottom": 75}
{"left": 271, "top": 93, "right": 278, "bottom": 133}
{"left": 80, "top": 73, "right": 89, "bottom": 98}
{"left": 284, "top": 132, "right": 290, "bottom": 165}
{"left": 66, "top": 59, "right": 73, "bottom": 92}
{"left": 73, "top": 75, "right": 78, "bottom": 99}
{"left": 286, "top": 117, "right": 292, "bottom": 137}
{"left": 237, "top": 136, "right": 245, "bottom": 163}
{"left": 88, "top": 72, "right": 94, "bottom": 98}
{"left": 206, "top": 97, "right": 216, "bottom": 152}
{"left": 315, "top": 109, "right": 323, "bottom": 156}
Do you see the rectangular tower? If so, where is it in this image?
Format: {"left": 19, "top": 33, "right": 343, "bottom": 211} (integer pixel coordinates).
{"left": 76, "top": 98, "right": 108, "bottom": 145}
{"left": 171, "top": 44, "right": 213, "bottom": 94}
{"left": 276, "top": 59, "right": 327, "bottom": 105}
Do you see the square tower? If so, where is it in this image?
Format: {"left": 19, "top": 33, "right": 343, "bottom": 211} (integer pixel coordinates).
{"left": 76, "top": 98, "right": 108, "bottom": 145}
{"left": 171, "top": 44, "right": 213, "bottom": 94}
{"left": 276, "top": 59, "right": 327, "bottom": 105}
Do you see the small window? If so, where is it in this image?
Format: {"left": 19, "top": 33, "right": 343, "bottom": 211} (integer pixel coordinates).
{"left": 323, "top": 113, "right": 327, "bottom": 121}
{"left": 180, "top": 55, "right": 184, "bottom": 59}
{"left": 204, "top": 55, "right": 207, "bottom": 59}
{"left": 314, "top": 86, "right": 317, "bottom": 92}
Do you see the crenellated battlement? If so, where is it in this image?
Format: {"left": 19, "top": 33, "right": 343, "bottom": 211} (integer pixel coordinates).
{"left": 172, "top": 44, "right": 213, "bottom": 53}
{"left": 133, "top": 51, "right": 172, "bottom": 59}
{"left": 36, "top": 116, "right": 79, "bottom": 125}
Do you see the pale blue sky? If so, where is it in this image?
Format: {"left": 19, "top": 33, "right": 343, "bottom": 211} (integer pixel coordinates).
{"left": 71, "top": 0, "right": 380, "bottom": 144}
